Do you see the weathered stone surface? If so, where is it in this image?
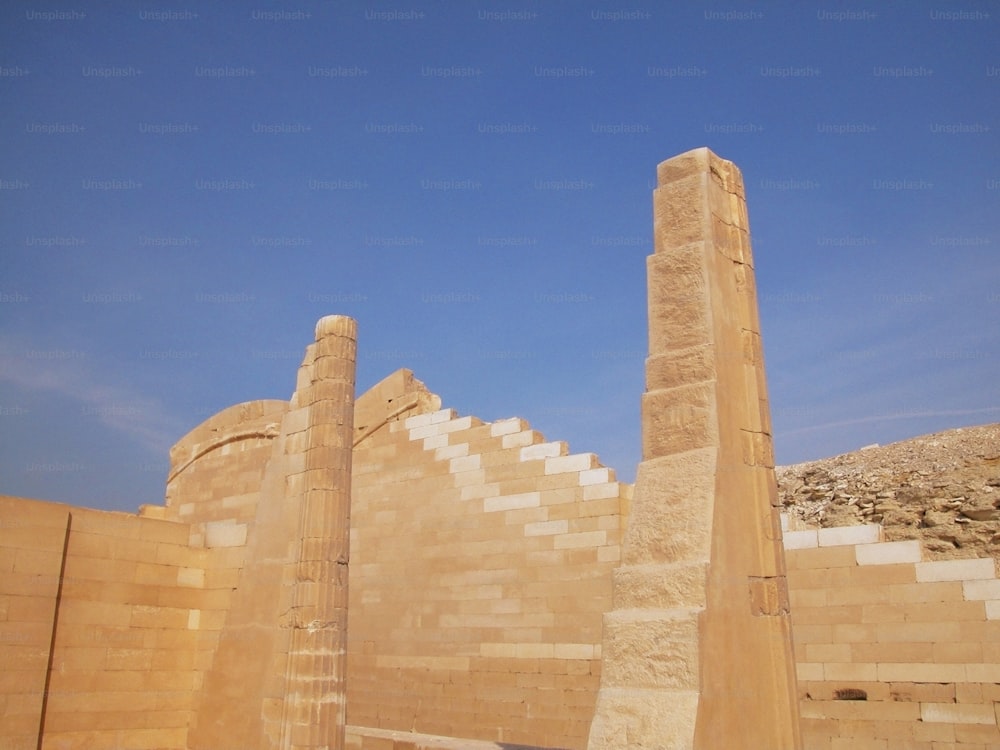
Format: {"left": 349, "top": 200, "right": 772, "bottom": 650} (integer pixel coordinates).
{"left": 778, "top": 423, "right": 1000, "bottom": 559}
{"left": 619, "top": 450, "right": 716, "bottom": 567}
{"left": 280, "top": 315, "right": 357, "bottom": 750}
{"left": 189, "top": 315, "right": 358, "bottom": 750}
{"left": 588, "top": 148, "right": 801, "bottom": 750}
{"left": 589, "top": 687, "right": 699, "bottom": 750}
{"left": 600, "top": 609, "right": 700, "bottom": 690}
{"left": 612, "top": 562, "right": 709, "bottom": 610}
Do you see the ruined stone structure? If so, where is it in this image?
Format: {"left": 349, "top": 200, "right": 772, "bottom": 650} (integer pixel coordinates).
{"left": 586, "top": 148, "right": 801, "bottom": 749}
{"left": 2, "top": 149, "right": 998, "bottom": 750}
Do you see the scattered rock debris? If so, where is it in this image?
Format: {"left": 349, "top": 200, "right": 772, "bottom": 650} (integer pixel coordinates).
{"left": 777, "top": 423, "right": 1000, "bottom": 560}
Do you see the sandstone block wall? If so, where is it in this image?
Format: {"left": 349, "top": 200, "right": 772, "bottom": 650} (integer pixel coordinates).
{"left": 784, "top": 520, "right": 1000, "bottom": 749}
{"left": 347, "top": 405, "right": 629, "bottom": 749}
{"left": 0, "top": 495, "right": 241, "bottom": 750}
{"left": 587, "top": 147, "right": 801, "bottom": 750}
{"left": 0, "top": 497, "right": 67, "bottom": 750}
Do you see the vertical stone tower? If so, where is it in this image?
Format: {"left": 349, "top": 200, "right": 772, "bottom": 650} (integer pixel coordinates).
{"left": 279, "top": 315, "right": 357, "bottom": 749}
{"left": 587, "top": 148, "right": 802, "bottom": 749}
{"left": 188, "top": 315, "right": 357, "bottom": 750}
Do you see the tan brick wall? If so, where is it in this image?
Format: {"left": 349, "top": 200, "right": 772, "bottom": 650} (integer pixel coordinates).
{"left": 0, "top": 496, "right": 67, "bottom": 750}
{"left": 163, "top": 398, "right": 287, "bottom": 529}
{"left": 347, "top": 407, "right": 629, "bottom": 749}
{"left": 8, "top": 353, "right": 999, "bottom": 750}
{"left": 0, "top": 496, "right": 240, "bottom": 750}
{"left": 784, "top": 519, "right": 1000, "bottom": 749}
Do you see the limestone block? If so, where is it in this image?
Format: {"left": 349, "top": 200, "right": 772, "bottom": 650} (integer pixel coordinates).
{"left": 916, "top": 558, "right": 995, "bottom": 583}
{"left": 588, "top": 686, "right": 699, "bottom": 750}
{"left": 640, "top": 385, "right": 718, "bottom": 460}
{"left": 854, "top": 540, "right": 922, "bottom": 566}
{"left": 817, "top": 525, "right": 882, "bottom": 547}
{"left": 403, "top": 408, "right": 455, "bottom": 430}
{"left": 520, "top": 442, "right": 565, "bottom": 461}
{"left": 783, "top": 529, "right": 819, "bottom": 551}
{"left": 579, "top": 468, "right": 612, "bottom": 486}
{"left": 582, "top": 482, "right": 621, "bottom": 501}
{"left": 645, "top": 249, "right": 711, "bottom": 355}
{"left": 645, "top": 344, "right": 715, "bottom": 392}
{"left": 612, "top": 562, "right": 709, "bottom": 610}
{"left": 655, "top": 146, "right": 715, "bottom": 186}
{"left": 963, "top": 579, "right": 1000, "bottom": 601}
{"left": 653, "top": 175, "right": 709, "bottom": 250}
{"left": 599, "top": 609, "right": 700, "bottom": 690}
{"left": 620, "top": 450, "right": 716, "bottom": 567}
{"left": 489, "top": 418, "right": 524, "bottom": 437}
{"left": 203, "top": 521, "right": 248, "bottom": 548}
{"left": 544, "top": 453, "right": 598, "bottom": 475}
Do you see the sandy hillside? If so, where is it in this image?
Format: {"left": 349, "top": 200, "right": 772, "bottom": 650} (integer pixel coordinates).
{"left": 777, "top": 423, "right": 1000, "bottom": 559}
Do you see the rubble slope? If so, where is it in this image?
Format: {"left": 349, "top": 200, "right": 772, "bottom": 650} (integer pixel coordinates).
{"left": 777, "top": 423, "right": 1000, "bottom": 559}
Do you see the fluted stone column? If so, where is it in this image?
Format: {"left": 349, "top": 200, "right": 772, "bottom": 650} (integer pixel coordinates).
{"left": 587, "top": 149, "right": 801, "bottom": 749}
{"left": 279, "top": 315, "right": 357, "bottom": 750}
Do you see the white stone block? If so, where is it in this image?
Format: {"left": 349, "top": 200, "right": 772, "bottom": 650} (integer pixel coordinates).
{"left": 502, "top": 431, "right": 535, "bottom": 449}
{"left": 855, "top": 540, "right": 921, "bottom": 566}
{"left": 583, "top": 483, "right": 621, "bottom": 501}
{"left": 818, "top": 524, "right": 881, "bottom": 547}
{"left": 404, "top": 409, "right": 455, "bottom": 429}
{"left": 524, "top": 520, "right": 569, "bottom": 537}
{"left": 962, "top": 579, "right": 1000, "bottom": 601}
{"left": 187, "top": 609, "right": 201, "bottom": 630}
{"left": 484, "top": 492, "right": 541, "bottom": 513}
{"left": 921, "top": 702, "right": 996, "bottom": 725}
{"left": 985, "top": 601, "right": 1000, "bottom": 620}
{"left": 520, "top": 442, "right": 564, "bottom": 461}
{"left": 435, "top": 443, "right": 469, "bottom": 460}
{"left": 916, "top": 558, "right": 996, "bottom": 583}
{"left": 177, "top": 567, "right": 205, "bottom": 588}
{"left": 449, "top": 455, "right": 481, "bottom": 473}
{"left": 422, "top": 434, "right": 448, "bottom": 450}
{"left": 579, "top": 468, "right": 612, "bottom": 486}
{"left": 409, "top": 415, "right": 474, "bottom": 440}
{"left": 780, "top": 513, "right": 789, "bottom": 532}
{"left": 877, "top": 662, "right": 967, "bottom": 683}
{"left": 489, "top": 418, "right": 522, "bottom": 437}
{"left": 782, "top": 530, "right": 818, "bottom": 550}
{"left": 204, "top": 521, "right": 248, "bottom": 548}
{"left": 545, "top": 453, "right": 596, "bottom": 475}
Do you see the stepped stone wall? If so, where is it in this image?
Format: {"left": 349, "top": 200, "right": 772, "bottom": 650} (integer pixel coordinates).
{"left": 0, "top": 495, "right": 241, "bottom": 750}
{"left": 4, "top": 149, "right": 995, "bottom": 749}
{"left": 347, "top": 406, "right": 628, "bottom": 748}
{"left": 785, "top": 520, "right": 1000, "bottom": 749}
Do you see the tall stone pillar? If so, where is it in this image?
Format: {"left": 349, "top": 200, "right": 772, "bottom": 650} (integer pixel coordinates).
{"left": 279, "top": 315, "right": 357, "bottom": 750}
{"left": 587, "top": 149, "right": 801, "bottom": 749}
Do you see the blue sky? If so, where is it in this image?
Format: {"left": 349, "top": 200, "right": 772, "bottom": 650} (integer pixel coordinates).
{"left": 1, "top": 1, "right": 997, "bottom": 512}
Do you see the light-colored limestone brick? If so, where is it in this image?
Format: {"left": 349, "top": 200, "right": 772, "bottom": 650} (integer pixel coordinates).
{"left": 915, "top": 557, "right": 996, "bottom": 583}
{"left": 520, "top": 442, "right": 565, "bottom": 461}
{"left": 855, "top": 540, "right": 922, "bottom": 566}
{"left": 818, "top": 525, "right": 882, "bottom": 547}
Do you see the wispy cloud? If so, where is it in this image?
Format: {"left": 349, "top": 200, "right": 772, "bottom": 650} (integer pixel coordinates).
{"left": 0, "top": 334, "right": 183, "bottom": 456}
{"left": 779, "top": 406, "right": 1000, "bottom": 439}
